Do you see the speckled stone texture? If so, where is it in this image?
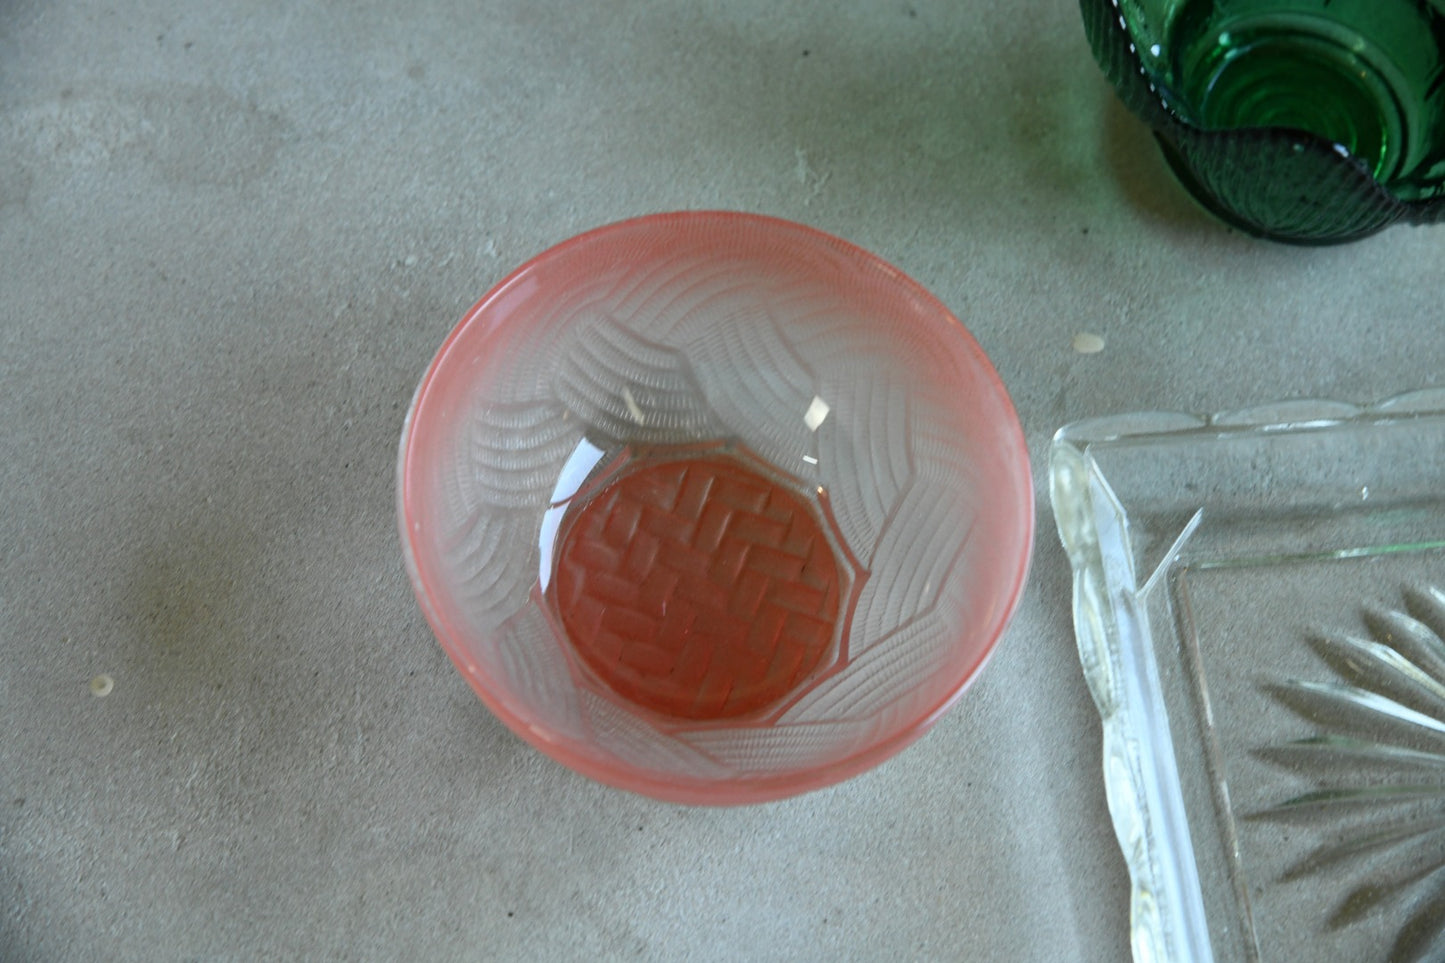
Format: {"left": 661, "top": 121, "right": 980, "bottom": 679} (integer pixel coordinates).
{"left": 2, "top": 1, "right": 1443, "bottom": 960}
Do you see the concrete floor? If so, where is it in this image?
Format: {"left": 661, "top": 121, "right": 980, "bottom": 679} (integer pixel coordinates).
{"left": 3, "top": 0, "right": 1443, "bottom": 960}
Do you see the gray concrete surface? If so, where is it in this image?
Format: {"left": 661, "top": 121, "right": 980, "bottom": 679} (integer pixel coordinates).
{"left": 3, "top": 0, "right": 1443, "bottom": 960}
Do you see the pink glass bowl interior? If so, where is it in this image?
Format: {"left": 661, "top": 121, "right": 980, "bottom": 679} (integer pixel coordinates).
{"left": 397, "top": 212, "right": 1033, "bottom": 804}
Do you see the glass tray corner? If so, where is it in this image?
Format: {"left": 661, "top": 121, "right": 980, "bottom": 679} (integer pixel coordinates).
{"left": 1050, "top": 389, "right": 1445, "bottom": 963}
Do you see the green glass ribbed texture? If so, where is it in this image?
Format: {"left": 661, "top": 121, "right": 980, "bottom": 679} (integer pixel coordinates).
{"left": 1081, "top": 0, "right": 1445, "bottom": 242}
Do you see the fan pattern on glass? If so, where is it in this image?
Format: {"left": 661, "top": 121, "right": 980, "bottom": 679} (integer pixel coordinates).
{"left": 1256, "top": 585, "right": 1445, "bottom": 963}
{"left": 437, "top": 257, "right": 979, "bottom": 779}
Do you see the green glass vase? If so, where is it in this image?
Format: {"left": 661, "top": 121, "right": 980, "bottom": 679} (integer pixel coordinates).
{"left": 1081, "top": 0, "right": 1445, "bottom": 243}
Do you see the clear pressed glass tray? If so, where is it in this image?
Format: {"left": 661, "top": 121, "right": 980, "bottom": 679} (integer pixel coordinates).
{"left": 1050, "top": 390, "right": 1445, "bottom": 963}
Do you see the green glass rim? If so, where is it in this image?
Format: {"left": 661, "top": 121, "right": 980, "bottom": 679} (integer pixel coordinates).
{"left": 1079, "top": 0, "right": 1445, "bottom": 242}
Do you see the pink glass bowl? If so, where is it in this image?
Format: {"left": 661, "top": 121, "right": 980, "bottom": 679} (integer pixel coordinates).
{"left": 397, "top": 212, "right": 1033, "bottom": 804}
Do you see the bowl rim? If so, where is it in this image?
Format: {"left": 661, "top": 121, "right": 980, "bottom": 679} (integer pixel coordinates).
{"left": 396, "top": 209, "right": 1035, "bottom": 805}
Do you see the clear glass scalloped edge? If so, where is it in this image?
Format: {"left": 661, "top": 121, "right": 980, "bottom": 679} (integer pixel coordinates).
{"left": 1048, "top": 388, "right": 1445, "bottom": 963}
